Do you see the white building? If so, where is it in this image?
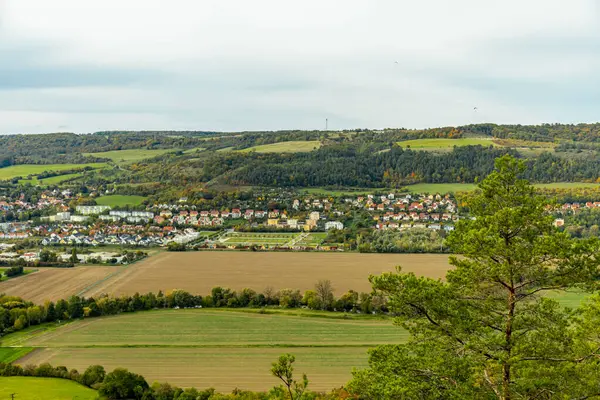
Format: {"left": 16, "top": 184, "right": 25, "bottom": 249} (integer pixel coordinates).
{"left": 100, "top": 215, "right": 121, "bottom": 222}
{"left": 76, "top": 205, "right": 111, "bottom": 215}
{"left": 325, "top": 221, "right": 344, "bottom": 230}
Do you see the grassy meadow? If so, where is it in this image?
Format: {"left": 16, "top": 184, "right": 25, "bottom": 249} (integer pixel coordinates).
{"left": 397, "top": 138, "right": 496, "bottom": 150}
{"left": 0, "top": 377, "right": 98, "bottom": 400}
{"left": 0, "top": 347, "right": 33, "bottom": 363}
{"left": 84, "top": 148, "right": 177, "bottom": 164}
{"left": 239, "top": 141, "right": 321, "bottom": 153}
{"left": 0, "top": 163, "right": 107, "bottom": 181}
{"left": 404, "top": 182, "right": 600, "bottom": 194}
{"left": 19, "top": 172, "right": 85, "bottom": 186}
{"left": 95, "top": 195, "right": 147, "bottom": 207}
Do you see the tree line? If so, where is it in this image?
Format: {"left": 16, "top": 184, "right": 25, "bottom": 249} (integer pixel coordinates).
{"left": 0, "top": 355, "right": 348, "bottom": 400}
{"left": 0, "top": 281, "right": 386, "bottom": 336}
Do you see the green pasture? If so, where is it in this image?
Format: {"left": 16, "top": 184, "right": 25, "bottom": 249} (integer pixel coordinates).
{"left": 0, "top": 377, "right": 97, "bottom": 400}
{"left": 0, "top": 163, "right": 107, "bottom": 181}
{"left": 84, "top": 148, "right": 177, "bottom": 164}
{"left": 95, "top": 195, "right": 147, "bottom": 207}
{"left": 0, "top": 347, "right": 34, "bottom": 363}
{"left": 19, "top": 172, "right": 85, "bottom": 186}
{"left": 239, "top": 141, "right": 321, "bottom": 153}
{"left": 397, "top": 138, "right": 496, "bottom": 150}
{"left": 404, "top": 182, "right": 600, "bottom": 194}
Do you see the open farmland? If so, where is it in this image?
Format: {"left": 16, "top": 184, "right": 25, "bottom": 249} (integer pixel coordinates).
{"left": 19, "top": 172, "right": 85, "bottom": 186}
{"left": 397, "top": 137, "right": 497, "bottom": 150}
{"left": 14, "top": 309, "right": 407, "bottom": 391}
{"left": 84, "top": 148, "right": 177, "bottom": 164}
{"left": 82, "top": 252, "right": 452, "bottom": 298}
{"left": 95, "top": 194, "right": 147, "bottom": 207}
{"left": 0, "top": 377, "right": 98, "bottom": 400}
{"left": 239, "top": 140, "right": 321, "bottom": 153}
{"left": 0, "top": 253, "right": 452, "bottom": 302}
{"left": 219, "top": 232, "right": 324, "bottom": 247}
{"left": 0, "top": 163, "right": 107, "bottom": 181}
{"left": 405, "top": 182, "right": 600, "bottom": 194}
{"left": 0, "top": 266, "right": 118, "bottom": 303}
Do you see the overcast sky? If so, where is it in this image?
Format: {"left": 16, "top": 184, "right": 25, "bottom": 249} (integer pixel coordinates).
{"left": 1, "top": 1, "right": 599, "bottom": 134}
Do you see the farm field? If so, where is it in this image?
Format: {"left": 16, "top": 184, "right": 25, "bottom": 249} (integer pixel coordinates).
{"left": 95, "top": 194, "right": 147, "bottom": 207}
{"left": 19, "top": 172, "right": 85, "bottom": 186}
{"left": 404, "top": 182, "right": 600, "bottom": 194}
{"left": 13, "top": 309, "right": 406, "bottom": 391}
{"left": 0, "top": 347, "right": 33, "bottom": 363}
{"left": 405, "top": 183, "right": 477, "bottom": 193}
{"left": 82, "top": 252, "right": 452, "bottom": 298}
{"left": 0, "top": 253, "right": 453, "bottom": 302}
{"left": 302, "top": 187, "right": 389, "bottom": 196}
{"left": 0, "top": 267, "right": 34, "bottom": 282}
{"left": 239, "top": 140, "right": 321, "bottom": 153}
{"left": 397, "top": 138, "right": 496, "bottom": 150}
{"left": 0, "top": 266, "right": 118, "bottom": 303}
{"left": 183, "top": 146, "right": 206, "bottom": 154}
{"left": 219, "top": 232, "right": 322, "bottom": 247}
{"left": 0, "top": 377, "right": 97, "bottom": 400}
{"left": 0, "top": 163, "right": 107, "bottom": 181}
{"left": 84, "top": 148, "right": 177, "bottom": 164}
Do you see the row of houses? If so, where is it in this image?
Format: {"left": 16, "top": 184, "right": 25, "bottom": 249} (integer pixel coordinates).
{"left": 375, "top": 222, "right": 455, "bottom": 231}
{"left": 379, "top": 212, "right": 459, "bottom": 222}
{"left": 41, "top": 232, "right": 171, "bottom": 247}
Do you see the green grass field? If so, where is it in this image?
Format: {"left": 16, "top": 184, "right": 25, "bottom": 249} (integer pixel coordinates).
{"left": 0, "top": 163, "right": 107, "bottom": 181}
{"left": 405, "top": 182, "right": 600, "bottom": 194}
{"left": 8, "top": 309, "right": 405, "bottom": 391}
{"left": 183, "top": 147, "right": 206, "bottom": 154}
{"left": 0, "top": 347, "right": 33, "bottom": 363}
{"left": 397, "top": 138, "right": 496, "bottom": 150}
{"left": 0, "top": 377, "right": 97, "bottom": 400}
{"left": 296, "top": 233, "right": 328, "bottom": 246}
{"left": 95, "top": 195, "right": 147, "bottom": 207}
{"left": 84, "top": 148, "right": 177, "bottom": 164}
{"left": 221, "top": 232, "right": 299, "bottom": 246}
{"left": 533, "top": 182, "right": 600, "bottom": 189}
{"left": 302, "top": 187, "right": 389, "bottom": 196}
{"left": 0, "top": 268, "right": 34, "bottom": 282}
{"left": 19, "top": 172, "right": 85, "bottom": 186}
{"left": 405, "top": 183, "right": 477, "bottom": 193}
{"left": 239, "top": 141, "right": 321, "bottom": 153}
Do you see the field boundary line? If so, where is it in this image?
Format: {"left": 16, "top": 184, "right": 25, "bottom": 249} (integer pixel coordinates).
{"left": 38, "top": 343, "right": 383, "bottom": 349}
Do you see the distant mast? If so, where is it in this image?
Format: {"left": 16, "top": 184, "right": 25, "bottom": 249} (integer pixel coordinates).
{"left": 325, "top": 118, "right": 328, "bottom": 131}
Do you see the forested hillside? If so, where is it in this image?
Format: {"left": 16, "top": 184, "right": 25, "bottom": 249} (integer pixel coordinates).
{"left": 5, "top": 123, "right": 600, "bottom": 191}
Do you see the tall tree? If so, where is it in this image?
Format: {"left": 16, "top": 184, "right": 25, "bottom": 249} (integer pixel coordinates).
{"left": 349, "top": 155, "right": 600, "bottom": 399}
{"left": 314, "top": 280, "right": 334, "bottom": 310}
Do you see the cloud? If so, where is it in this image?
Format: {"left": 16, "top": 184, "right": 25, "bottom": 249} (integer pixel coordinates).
{"left": 0, "top": 0, "right": 599, "bottom": 133}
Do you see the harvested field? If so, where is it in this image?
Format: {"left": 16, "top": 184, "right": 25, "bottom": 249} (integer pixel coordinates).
{"left": 0, "top": 266, "right": 118, "bottom": 303}
{"left": 83, "top": 252, "right": 452, "bottom": 298}
{"left": 20, "top": 347, "right": 368, "bottom": 391}
{"left": 14, "top": 309, "right": 403, "bottom": 391}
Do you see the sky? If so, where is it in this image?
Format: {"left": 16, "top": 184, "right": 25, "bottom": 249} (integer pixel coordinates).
{"left": 0, "top": 0, "right": 599, "bottom": 134}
